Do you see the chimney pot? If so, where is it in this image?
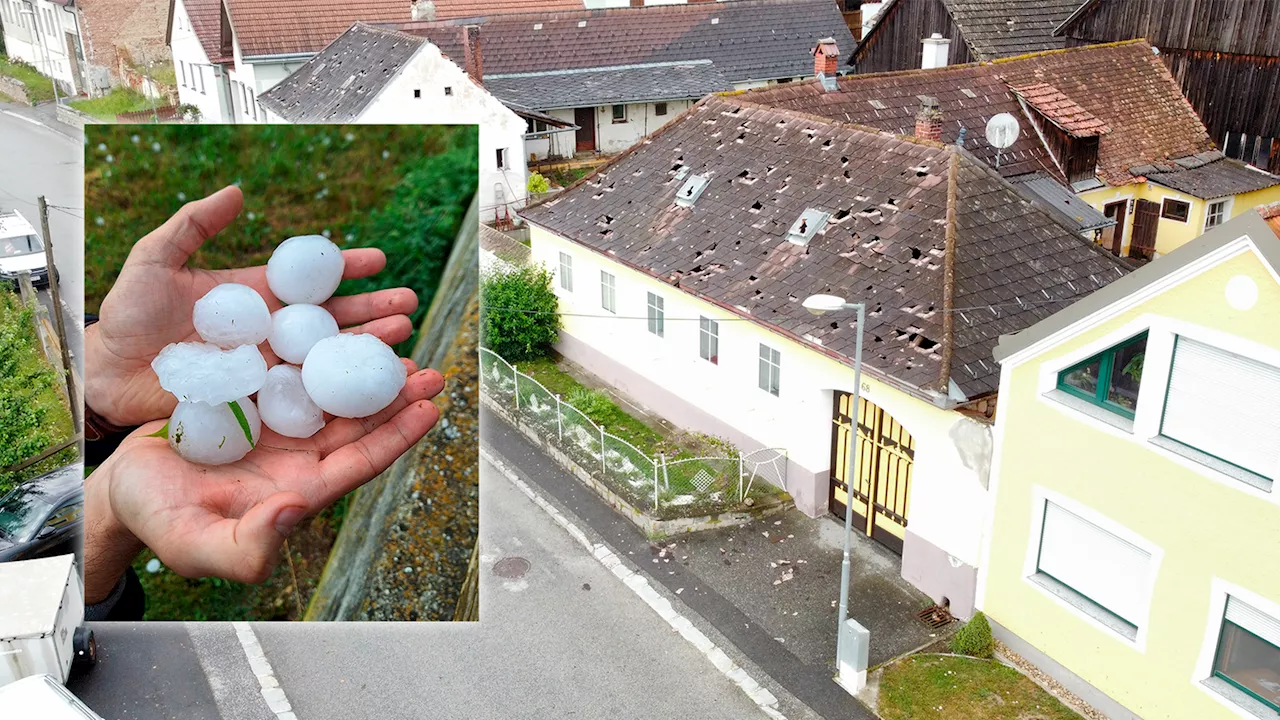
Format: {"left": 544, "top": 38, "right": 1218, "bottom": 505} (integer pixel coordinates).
{"left": 462, "top": 25, "right": 483, "bottom": 85}
{"left": 411, "top": 0, "right": 436, "bottom": 22}
{"left": 813, "top": 37, "right": 840, "bottom": 79}
{"left": 915, "top": 96, "right": 943, "bottom": 142}
{"left": 921, "top": 32, "right": 951, "bottom": 69}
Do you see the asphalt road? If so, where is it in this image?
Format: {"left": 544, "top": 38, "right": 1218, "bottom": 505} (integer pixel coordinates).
{"left": 69, "top": 458, "right": 765, "bottom": 719}
{"left": 0, "top": 103, "right": 85, "bottom": 364}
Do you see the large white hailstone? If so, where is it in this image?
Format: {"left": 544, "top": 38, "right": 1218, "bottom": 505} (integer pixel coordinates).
{"left": 266, "top": 234, "right": 345, "bottom": 305}
{"left": 192, "top": 283, "right": 272, "bottom": 349}
{"left": 302, "top": 333, "right": 406, "bottom": 418}
{"left": 152, "top": 342, "right": 268, "bottom": 404}
{"left": 168, "top": 396, "right": 262, "bottom": 465}
{"left": 258, "top": 365, "right": 325, "bottom": 438}
{"left": 267, "top": 304, "right": 339, "bottom": 364}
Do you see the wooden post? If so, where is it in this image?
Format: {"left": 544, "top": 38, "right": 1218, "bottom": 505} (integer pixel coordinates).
{"left": 37, "top": 197, "right": 79, "bottom": 431}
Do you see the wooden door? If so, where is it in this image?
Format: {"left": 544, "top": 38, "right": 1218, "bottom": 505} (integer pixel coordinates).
{"left": 574, "top": 107, "right": 595, "bottom": 153}
{"left": 829, "top": 392, "right": 914, "bottom": 555}
{"left": 1100, "top": 200, "right": 1128, "bottom": 256}
{"left": 1129, "top": 199, "right": 1160, "bottom": 260}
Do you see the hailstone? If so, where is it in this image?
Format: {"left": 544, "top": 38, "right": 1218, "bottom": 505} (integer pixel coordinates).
{"left": 152, "top": 342, "right": 267, "bottom": 404}
{"left": 168, "top": 396, "right": 262, "bottom": 465}
{"left": 258, "top": 365, "right": 325, "bottom": 438}
{"left": 192, "top": 283, "right": 272, "bottom": 349}
{"left": 302, "top": 333, "right": 406, "bottom": 418}
{"left": 266, "top": 234, "right": 345, "bottom": 305}
{"left": 267, "top": 304, "right": 339, "bottom": 364}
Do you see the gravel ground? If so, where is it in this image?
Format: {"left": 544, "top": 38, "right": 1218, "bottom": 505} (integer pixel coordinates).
{"left": 995, "top": 639, "right": 1107, "bottom": 720}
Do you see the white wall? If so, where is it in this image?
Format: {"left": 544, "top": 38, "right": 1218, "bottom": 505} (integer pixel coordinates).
{"left": 361, "top": 43, "right": 529, "bottom": 223}
{"left": 2, "top": 0, "right": 80, "bottom": 93}
{"left": 169, "top": 0, "right": 229, "bottom": 122}
{"left": 524, "top": 107, "right": 578, "bottom": 162}
{"left": 579, "top": 99, "right": 693, "bottom": 155}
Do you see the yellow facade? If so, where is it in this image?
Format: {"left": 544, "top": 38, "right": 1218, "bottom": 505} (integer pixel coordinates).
{"left": 1079, "top": 182, "right": 1280, "bottom": 258}
{"left": 980, "top": 249, "right": 1280, "bottom": 718}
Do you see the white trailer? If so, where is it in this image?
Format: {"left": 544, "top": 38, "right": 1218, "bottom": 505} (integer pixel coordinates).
{"left": 0, "top": 554, "right": 96, "bottom": 688}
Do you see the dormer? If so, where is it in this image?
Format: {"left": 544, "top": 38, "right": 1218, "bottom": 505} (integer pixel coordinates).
{"left": 1009, "top": 82, "right": 1110, "bottom": 189}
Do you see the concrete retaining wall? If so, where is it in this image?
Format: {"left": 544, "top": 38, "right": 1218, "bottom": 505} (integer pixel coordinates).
{"left": 55, "top": 104, "right": 99, "bottom": 129}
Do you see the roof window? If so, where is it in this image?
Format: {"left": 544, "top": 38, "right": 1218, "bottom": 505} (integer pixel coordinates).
{"left": 675, "top": 174, "right": 711, "bottom": 207}
{"left": 786, "top": 208, "right": 830, "bottom": 246}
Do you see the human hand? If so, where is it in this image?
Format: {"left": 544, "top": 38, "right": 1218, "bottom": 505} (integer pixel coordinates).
{"left": 86, "top": 185, "right": 419, "bottom": 427}
{"left": 83, "top": 364, "right": 445, "bottom": 600}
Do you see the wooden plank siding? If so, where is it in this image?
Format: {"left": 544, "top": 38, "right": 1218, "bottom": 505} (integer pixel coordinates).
{"left": 851, "top": 0, "right": 974, "bottom": 73}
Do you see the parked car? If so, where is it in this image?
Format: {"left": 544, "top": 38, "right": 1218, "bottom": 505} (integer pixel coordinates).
{"left": 0, "top": 674, "right": 105, "bottom": 719}
{"left": 0, "top": 463, "right": 83, "bottom": 564}
{"left": 0, "top": 210, "right": 50, "bottom": 289}
{"left": 0, "top": 554, "right": 97, "bottom": 692}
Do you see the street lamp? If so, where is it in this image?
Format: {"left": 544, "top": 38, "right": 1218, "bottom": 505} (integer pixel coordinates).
{"left": 802, "top": 293, "right": 869, "bottom": 694}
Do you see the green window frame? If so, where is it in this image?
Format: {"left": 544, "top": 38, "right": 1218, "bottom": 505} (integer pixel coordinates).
{"left": 1055, "top": 333, "right": 1148, "bottom": 419}
{"left": 1211, "top": 614, "right": 1280, "bottom": 712}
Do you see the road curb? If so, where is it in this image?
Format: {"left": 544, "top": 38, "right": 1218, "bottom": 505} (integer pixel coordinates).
{"left": 482, "top": 445, "right": 788, "bottom": 720}
{"left": 232, "top": 622, "right": 299, "bottom": 720}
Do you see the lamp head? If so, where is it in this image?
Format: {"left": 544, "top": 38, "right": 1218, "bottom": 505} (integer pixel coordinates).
{"left": 802, "top": 294, "right": 847, "bottom": 316}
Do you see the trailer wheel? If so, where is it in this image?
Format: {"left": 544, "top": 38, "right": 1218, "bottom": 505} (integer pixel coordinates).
{"left": 73, "top": 627, "right": 97, "bottom": 669}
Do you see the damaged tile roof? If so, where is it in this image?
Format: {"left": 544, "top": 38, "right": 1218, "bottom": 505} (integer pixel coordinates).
{"left": 225, "top": 0, "right": 409, "bottom": 57}
{"left": 1008, "top": 82, "right": 1109, "bottom": 137}
{"left": 484, "top": 60, "right": 731, "bottom": 110}
{"left": 746, "top": 40, "right": 1214, "bottom": 187}
{"left": 943, "top": 0, "right": 1084, "bottom": 59}
{"left": 521, "top": 96, "right": 1130, "bottom": 401}
{"left": 398, "top": 0, "right": 855, "bottom": 86}
{"left": 1142, "top": 156, "right": 1280, "bottom": 199}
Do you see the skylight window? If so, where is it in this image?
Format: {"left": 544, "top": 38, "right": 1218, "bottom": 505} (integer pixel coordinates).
{"left": 786, "top": 208, "right": 831, "bottom": 246}
{"left": 675, "top": 174, "right": 711, "bottom": 207}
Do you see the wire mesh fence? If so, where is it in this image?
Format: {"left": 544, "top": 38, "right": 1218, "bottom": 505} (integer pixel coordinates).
{"left": 479, "top": 347, "right": 785, "bottom": 514}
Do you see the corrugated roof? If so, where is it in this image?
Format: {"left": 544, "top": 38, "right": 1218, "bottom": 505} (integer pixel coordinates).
{"left": 521, "top": 95, "right": 1130, "bottom": 400}
{"left": 484, "top": 60, "right": 731, "bottom": 110}
{"left": 1011, "top": 172, "right": 1114, "bottom": 232}
{"left": 1145, "top": 158, "right": 1280, "bottom": 200}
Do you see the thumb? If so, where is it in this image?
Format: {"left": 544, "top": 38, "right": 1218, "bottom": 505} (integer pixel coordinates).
{"left": 126, "top": 185, "right": 244, "bottom": 270}
{"left": 184, "top": 491, "right": 309, "bottom": 585}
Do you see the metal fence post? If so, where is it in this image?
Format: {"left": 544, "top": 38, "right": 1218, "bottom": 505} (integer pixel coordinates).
{"left": 654, "top": 453, "right": 662, "bottom": 509}
{"left": 556, "top": 394, "right": 563, "bottom": 441}
{"left": 739, "top": 454, "right": 745, "bottom": 502}
{"left": 662, "top": 454, "right": 670, "bottom": 491}
{"left": 513, "top": 363, "right": 520, "bottom": 411}
{"left": 600, "top": 425, "right": 607, "bottom": 475}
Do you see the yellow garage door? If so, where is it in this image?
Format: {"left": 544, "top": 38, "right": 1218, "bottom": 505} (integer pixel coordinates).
{"left": 829, "top": 391, "right": 914, "bottom": 555}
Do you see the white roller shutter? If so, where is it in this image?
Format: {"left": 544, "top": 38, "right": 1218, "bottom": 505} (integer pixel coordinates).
{"left": 1037, "top": 501, "right": 1151, "bottom": 626}
{"left": 1225, "top": 597, "right": 1280, "bottom": 648}
{"left": 1162, "top": 337, "right": 1280, "bottom": 481}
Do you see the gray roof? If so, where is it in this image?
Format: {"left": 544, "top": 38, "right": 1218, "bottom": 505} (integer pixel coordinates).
{"left": 1143, "top": 158, "right": 1280, "bottom": 200}
{"left": 522, "top": 96, "right": 1131, "bottom": 401}
{"left": 260, "top": 23, "right": 425, "bottom": 122}
{"left": 1011, "top": 172, "right": 1115, "bottom": 233}
{"left": 994, "top": 210, "right": 1280, "bottom": 363}
{"left": 485, "top": 60, "right": 732, "bottom": 111}
{"left": 945, "top": 0, "right": 1084, "bottom": 59}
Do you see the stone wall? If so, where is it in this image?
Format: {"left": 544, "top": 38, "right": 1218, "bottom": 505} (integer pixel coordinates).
{"left": 55, "top": 104, "right": 99, "bottom": 129}
{"left": 0, "top": 77, "right": 31, "bottom": 105}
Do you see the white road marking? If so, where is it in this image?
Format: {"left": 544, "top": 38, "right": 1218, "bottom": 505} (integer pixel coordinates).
{"left": 3, "top": 110, "right": 45, "bottom": 127}
{"left": 232, "top": 622, "right": 300, "bottom": 720}
{"left": 482, "top": 447, "right": 788, "bottom": 720}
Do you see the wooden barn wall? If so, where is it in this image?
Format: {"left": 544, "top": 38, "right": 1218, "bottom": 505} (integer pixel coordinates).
{"left": 851, "top": 0, "right": 974, "bottom": 74}
{"left": 1062, "top": 0, "right": 1280, "bottom": 57}
{"left": 1162, "top": 49, "right": 1280, "bottom": 140}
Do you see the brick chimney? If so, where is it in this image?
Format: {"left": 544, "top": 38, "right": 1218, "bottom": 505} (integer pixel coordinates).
{"left": 915, "top": 96, "right": 942, "bottom": 142}
{"left": 410, "top": 0, "right": 435, "bottom": 21}
{"left": 813, "top": 37, "right": 839, "bottom": 77}
{"left": 462, "top": 25, "right": 483, "bottom": 85}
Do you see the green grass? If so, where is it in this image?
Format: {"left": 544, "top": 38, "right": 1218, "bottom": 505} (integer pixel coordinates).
{"left": 69, "top": 87, "right": 155, "bottom": 120}
{"left": 518, "top": 357, "right": 665, "bottom": 455}
{"left": 878, "top": 655, "right": 1084, "bottom": 720}
{"left": 545, "top": 166, "right": 594, "bottom": 189}
{"left": 0, "top": 55, "right": 54, "bottom": 103}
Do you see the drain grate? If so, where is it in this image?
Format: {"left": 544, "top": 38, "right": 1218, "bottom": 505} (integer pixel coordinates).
{"left": 917, "top": 604, "right": 954, "bottom": 629}
{"left": 492, "top": 556, "right": 531, "bottom": 579}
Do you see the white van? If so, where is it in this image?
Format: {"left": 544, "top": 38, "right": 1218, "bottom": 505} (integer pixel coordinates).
{"left": 0, "top": 674, "right": 105, "bottom": 719}
{"left": 0, "top": 554, "right": 96, "bottom": 689}
{"left": 0, "top": 210, "right": 50, "bottom": 288}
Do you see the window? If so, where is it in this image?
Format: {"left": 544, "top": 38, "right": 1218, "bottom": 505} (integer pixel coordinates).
{"left": 1056, "top": 332, "right": 1147, "bottom": 419}
{"left": 44, "top": 502, "right": 81, "bottom": 531}
{"left": 557, "top": 252, "right": 573, "bottom": 291}
{"left": 444, "top": 86, "right": 453, "bottom": 96}
{"left": 1205, "top": 198, "right": 1230, "bottom": 230}
{"left": 611, "top": 104, "right": 626, "bottom": 123}
{"left": 1159, "top": 337, "right": 1280, "bottom": 488}
{"left": 413, "top": 88, "right": 421, "bottom": 98}
{"left": 699, "top": 317, "right": 718, "bottom": 364}
{"left": 600, "top": 271, "right": 615, "bottom": 314}
{"left": 496, "top": 147, "right": 507, "bottom": 170}
{"left": 654, "top": 102, "right": 668, "bottom": 116}
{"left": 1033, "top": 500, "right": 1152, "bottom": 640}
{"left": 646, "top": 292, "right": 664, "bottom": 337}
{"left": 179, "top": 60, "right": 186, "bottom": 87}
{"left": 198, "top": 66, "right": 205, "bottom": 94}
{"left": 758, "top": 344, "right": 780, "bottom": 396}
{"left": 1211, "top": 597, "right": 1280, "bottom": 712}
{"left": 1161, "top": 198, "right": 1190, "bottom": 222}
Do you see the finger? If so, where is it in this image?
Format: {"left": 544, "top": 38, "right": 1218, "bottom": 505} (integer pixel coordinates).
{"left": 315, "top": 400, "right": 440, "bottom": 507}
{"left": 324, "top": 288, "right": 418, "bottom": 327}
{"left": 311, "top": 368, "right": 443, "bottom": 455}
{"left": 127, "top": 185, "right": 244, "bottom": 270}
{"left": 165, "top": 491, "right": 308, "bottom": 584}
{"left": 343, "top": 314, "right": 415, "bottom": 348}
{"left": 341, "top": 248, "right": 387, "bottom": 279}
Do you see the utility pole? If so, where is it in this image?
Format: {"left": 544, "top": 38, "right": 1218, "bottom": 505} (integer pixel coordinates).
{"left": 139, "top": 47, "right": 158, "bottom": 123}
{"left": 37, "top": 196, "right": 79, "bottom": 431}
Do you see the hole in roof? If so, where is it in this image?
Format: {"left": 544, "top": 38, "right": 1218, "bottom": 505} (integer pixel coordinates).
{"left": 843, "top": 170, "right": 851, "bottom": 180}
{"left": 822, "top": 139, "right": 832, "bottom": 148}
{"left": 737, "top": 133, "right": 747, "bottom": 142}
{"left": 910, "top": 247, "right": 921, "bottom": 259}
{"left": 841, "top": 156, "right": 849, "bottom": 165}
{"left": 776, "top": 120, "right": 786, "bottom": 128}
{"left": 833, "top": 208, "right": 850, "bottom": 222}
{"left": 750, "top": 200, "right": 763, "bottom": 212}
{"left": 766, "top": 165, "right": 776, "bottom": 174}
{"left": 830, "top": 321, "right": 839, "bottom": 330}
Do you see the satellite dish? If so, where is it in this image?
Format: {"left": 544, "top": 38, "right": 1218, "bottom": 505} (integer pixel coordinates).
{"left": 985, "top": 113, "right": 1021, "bottom": 149}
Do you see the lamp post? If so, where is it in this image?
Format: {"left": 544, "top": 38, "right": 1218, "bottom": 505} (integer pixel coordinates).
{"left": 802, "top": 293, "right": 868, "bottom": 693}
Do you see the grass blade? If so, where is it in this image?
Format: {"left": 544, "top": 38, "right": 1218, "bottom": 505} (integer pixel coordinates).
{"left": 227, "top": 401, "right": 255, "bottom": 448}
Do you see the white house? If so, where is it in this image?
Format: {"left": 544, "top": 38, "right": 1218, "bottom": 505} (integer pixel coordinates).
{"left": 260, "top": 22, "right": 530, "bottom": 224}
{"left": 520, "top": 94, "right": 1133, "bottom": 617}
{"left": 0, "top": 0, "right": 84, "bottom": 95}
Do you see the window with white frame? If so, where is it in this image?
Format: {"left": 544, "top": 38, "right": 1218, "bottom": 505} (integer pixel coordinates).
{"left": 699, "top": 317, "right": 718, "bottom": 364}
{"left": 198, "top": 66, "right": 206, "bottom": 94}
{"left": 1208, "top": 596, "right": 1280, "bottom": 713}
{"left": 1205, "top": 198, "right": 1230, "bottom": 230}
{"left": 1159, "top": 337, "right": 1280, "bottom": 490}
{"left": 758, "top": 344, "right": 780, "bottom": 396}
{"left": 1031, "top": 500, "right": 1152, "bottom": 640}
{"left": 600, "top": 271, "right": 615, "bottom": 314}
{"left": 557, "top": 252, "right": 573, "bottom": 292}
{"left": 646, "top": 292, "right": 664, "bottom": 337}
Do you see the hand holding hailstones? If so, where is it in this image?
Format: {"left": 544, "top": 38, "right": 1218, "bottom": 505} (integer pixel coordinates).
{"left": 151, "top": 235, "right": 408, "bottom": 464}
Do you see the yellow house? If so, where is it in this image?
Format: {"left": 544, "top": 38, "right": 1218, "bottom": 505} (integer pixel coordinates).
{"left": 977, "top": 209, "right": 1280, "bottom": 719}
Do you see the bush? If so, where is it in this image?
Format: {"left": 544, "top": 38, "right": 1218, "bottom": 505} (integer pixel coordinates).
{"left": 527, "top": 172, "right": 550, "bottom": 194}
{"left": 950, "top": 611, "right": 995, "bottom": 659}
{"left": 480, "top": 263, "right": 562, "bottom": 362}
